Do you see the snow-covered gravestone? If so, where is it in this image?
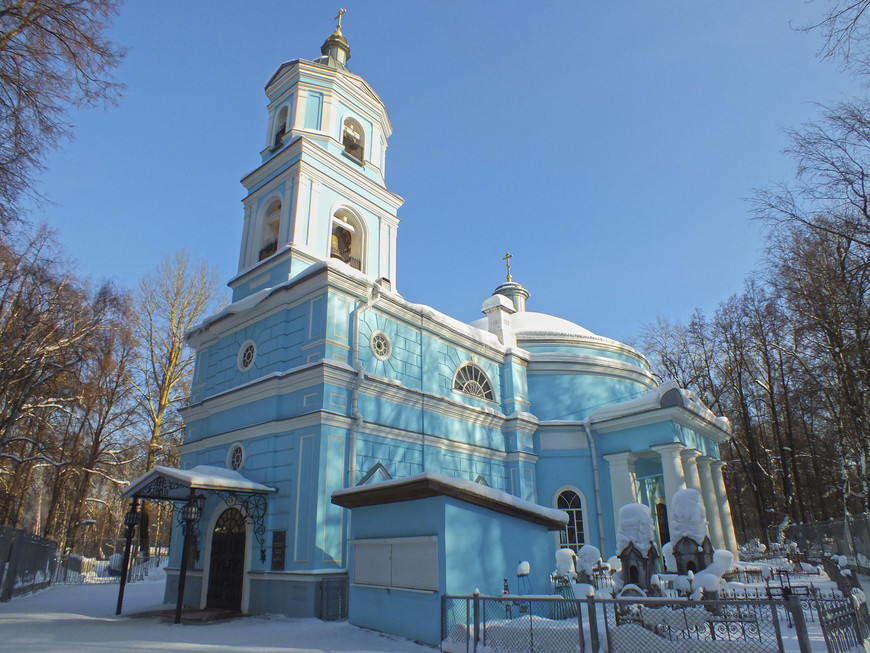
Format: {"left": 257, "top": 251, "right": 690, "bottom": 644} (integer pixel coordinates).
{"left": 616, "top": 503, "right": 659, "bottom": 592}
{"left": 669, "top": 488, "right": 714, "bottom": 575}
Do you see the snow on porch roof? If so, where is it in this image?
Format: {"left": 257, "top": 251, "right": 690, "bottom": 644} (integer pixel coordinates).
{"left": 123, "top": 465, "right": 277, "bottom": 501}
{"left": 331, "top": 472, "right": 568, "bottom": 530}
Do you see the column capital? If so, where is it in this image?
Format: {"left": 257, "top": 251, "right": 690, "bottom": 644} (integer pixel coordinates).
{"left": 680, "top": 448, "right": 701, "bottom": 462}
{"left": 603, "top": 451, "right": 636, "bottom": 464}
{"left": 651, "top": 442, "right": 686, "bottom": 457}
{"left": 710, "top": 459, "right": 727, "bottom": 472}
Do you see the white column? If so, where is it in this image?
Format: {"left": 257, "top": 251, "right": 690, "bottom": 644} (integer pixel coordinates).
{"left": 603, "top": 451, "right": 637, "bottom": 527}
{"left": 696, "top": 456, "right": 726, "bottom": 550}
{"left": 711, "top": 460, "right": 740, "bottom": 558}
{"left": 651, "top": 443, "right": 687, "bottom": 508}
{"left": 681, "top": 448, "right": 703, "bottom": 494}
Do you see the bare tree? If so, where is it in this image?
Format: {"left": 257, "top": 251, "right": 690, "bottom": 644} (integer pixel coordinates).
{"left": 0, "top": 0, "right": 124, "bottom": 225}
{"left": 131, "top": 250, "right": 218, "bottom": 472}
{"left": 807, "top": 0, "right": 870, "bottom": 74}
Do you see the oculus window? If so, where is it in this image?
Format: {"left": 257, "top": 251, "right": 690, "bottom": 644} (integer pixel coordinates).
{"left": 370, "top": 331, "right": 391, "bottom": 360}
{"left": 237, "top": 340, "right": 257, "bottom": 372}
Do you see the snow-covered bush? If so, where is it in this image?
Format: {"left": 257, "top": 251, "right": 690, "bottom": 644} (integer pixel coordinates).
{"left": 669, "top": 489, "right": 708, "bottom": 543}
{"left": 554, "top": 548, "right": 576, "bottom": 578}
{"left": 616, "top": 503, "right": 654, "bottom": 553}
{"left": 576, "top": 544, "right": 601, "bottom": 579}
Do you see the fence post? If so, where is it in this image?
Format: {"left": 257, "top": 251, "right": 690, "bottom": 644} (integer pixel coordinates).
{"left": 472, "top": 589, "right": 480, "bottom": 653}
{"left": 586, "top": 595, "right": 598, "bottom": 653}
{"left": 576, "top": 597, "right": 585, "bottom": 653}
{"left": 767, "top": 601, "right": 785, "bottom": 653}
{"left": 788, "top": 595, "right": 812, "bottom": 653}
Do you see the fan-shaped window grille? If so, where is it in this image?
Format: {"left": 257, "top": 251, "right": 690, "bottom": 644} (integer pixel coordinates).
{"left": 557, "top": 490, "right": 585, "bottom": 552}
{"left": 453, "top": 364, "right": 494, "bottom": 401}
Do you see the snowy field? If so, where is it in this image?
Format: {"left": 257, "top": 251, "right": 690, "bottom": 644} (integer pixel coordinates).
{"left": 0, "top": 573, "right": 433, "bottom": 653}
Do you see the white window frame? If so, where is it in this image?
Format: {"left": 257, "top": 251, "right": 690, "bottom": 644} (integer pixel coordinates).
{"left": 553, "top": 486, "right": 588, "bottom": 552}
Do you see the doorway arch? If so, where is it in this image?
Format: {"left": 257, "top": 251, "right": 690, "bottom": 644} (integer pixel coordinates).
{"left": 206, "top": 508, "right": 246, "bottom": 610}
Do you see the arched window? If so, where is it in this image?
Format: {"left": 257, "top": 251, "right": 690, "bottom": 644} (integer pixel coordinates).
{"left": 273, "top": 106, "right": 289, "bottom": 148}
{"left": 259, "top": 200, "right": 281, "bottom": 261}
{"left": 342, "top": 117, "right": 365, "bottom": 164}
{"left": 452, "top": 363, "right": 494, "bottom": 401}
{"left": 330, "top": 209, "right": 364, "bottom": 271}
{"left": 557, "top": 489, "right": 585, "bottom": 552}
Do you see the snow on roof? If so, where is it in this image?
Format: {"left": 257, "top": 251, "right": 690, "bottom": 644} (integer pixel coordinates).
{"left": 123, "top": 465, "right": 277, "bottom": 500}
{"left": 588, "top": 380, "right": 732, "bottom": 435}
{"left": 193, "top": 259, "right": 503, "bottom": 349}
{"left": 332, "top": 472, "right": 568, "bottom": 529}
{"left": 469, "top": 310, "right": 638, "bottom": 354}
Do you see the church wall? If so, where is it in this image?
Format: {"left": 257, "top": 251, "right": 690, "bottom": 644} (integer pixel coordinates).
{"left": 534, "top": 435, "right": 601, "bottom": 550}
{"left": 191, "top": 300, "right": 317, "bottom": 403}
{"left": 526, "top": 372, "right": 649, "bottom": 421}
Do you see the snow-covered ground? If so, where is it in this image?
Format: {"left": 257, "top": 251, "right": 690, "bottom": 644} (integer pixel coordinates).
{"left": 0, "top": 572, "right": 433, "bottom": 653}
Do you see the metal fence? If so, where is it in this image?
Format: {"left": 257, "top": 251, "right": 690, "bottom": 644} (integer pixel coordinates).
{"left": 0, "top": 525, "right": 57, "bottom": 601}
{"left": 791, "top": 514, "right": 870, "bottom": 572}
{"left": 317, "top": 576, "right": 348, "bottom": 621}
{"left": 442, "top": 593, "right": 869, "bottom": 653}
{"left": 51, "top": 554, "right": 164, "bottom": 585}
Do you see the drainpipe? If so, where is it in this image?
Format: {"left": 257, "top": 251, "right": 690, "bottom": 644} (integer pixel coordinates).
{"left": 583, "top": 417, "right": 607, "bottom": 554}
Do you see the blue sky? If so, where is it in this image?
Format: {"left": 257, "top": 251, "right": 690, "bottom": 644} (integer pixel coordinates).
{"left": 29, "top": 1, "right": 860, "bottom": 343}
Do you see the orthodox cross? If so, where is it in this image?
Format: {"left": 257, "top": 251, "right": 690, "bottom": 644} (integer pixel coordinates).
{"left": 503, "top": 252, "right": 512, "bottom": 282}
{"left": 334, "top": 8, "right": 346, "bottom": 35}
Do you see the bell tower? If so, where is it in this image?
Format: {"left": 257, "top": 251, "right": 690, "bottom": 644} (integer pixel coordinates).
{"left": 230, "top": 14, "right": 403, "bottom": 302}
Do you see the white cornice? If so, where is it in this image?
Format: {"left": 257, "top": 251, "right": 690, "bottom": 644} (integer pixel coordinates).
{"left": 241, "top": 136, "right": 403, "bottom": 212}
{"left": 266, "top": 60, "right": 391, "bottom": 135}
{"left": 527, "top": 353, "right": 655, "bottom": 387}
{"left": 590, "top": 405, "right": 731, "bottom": 443}
{"left": 179, "top": 408, "right": 529, "bottom": 464}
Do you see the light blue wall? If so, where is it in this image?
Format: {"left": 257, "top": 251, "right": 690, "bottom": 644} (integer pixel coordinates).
{"left": 527, "top": 372, "right": 649, "bottom": 421}
{"left": 346, "top": 495, "right": 557, "bottom": 646}
{"left": 304, "top": 91, "right": 322, "bottom": 129}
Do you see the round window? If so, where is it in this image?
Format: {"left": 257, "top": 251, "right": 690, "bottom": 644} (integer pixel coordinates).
{"left": 370, "top": 331, "right": 391, "bottom": 361}
{"left": 237, "top": 339, "right": 256, "bottom": 372}
{"left": 227, "top": 443, "right": 245, "bottom": 471}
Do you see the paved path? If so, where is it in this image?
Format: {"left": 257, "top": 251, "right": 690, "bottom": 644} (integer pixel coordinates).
{"left": 0, "top": 579, "right": 433, "bottom": 652}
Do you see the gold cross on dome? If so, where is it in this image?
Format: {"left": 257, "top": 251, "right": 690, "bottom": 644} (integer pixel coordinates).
{"left": 334, "top": 8, "right": 346, "bottom": 35}
{"left": 502, "top": 252, "right": 513, "bottom": 282}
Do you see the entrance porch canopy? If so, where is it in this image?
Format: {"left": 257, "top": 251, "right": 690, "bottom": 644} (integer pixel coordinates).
{"left": 123, "top": 465, "right": 277, "bottom": 501}
{"left": 117, "top": 465, "right": 276, "bottom": 623}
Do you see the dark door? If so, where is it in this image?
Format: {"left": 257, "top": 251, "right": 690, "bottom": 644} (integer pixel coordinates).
{"left": 206, "top": 508, "right": 246, "bottom": 610}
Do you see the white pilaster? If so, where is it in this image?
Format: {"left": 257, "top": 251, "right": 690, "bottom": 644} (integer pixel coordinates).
{"left": 651, "top": 443, "right": 687, "bottom": 508}
{"left": 603, "top": 451, "right": 637, "bottom": 528}
{"left": 681, "top": 448, "right": 703, "bottom": 494}
{"left": 696, "top": 456, "right": 725, "bottom": 550}
{"left": 711, "top": 460, "right": 740, "bottom": 558}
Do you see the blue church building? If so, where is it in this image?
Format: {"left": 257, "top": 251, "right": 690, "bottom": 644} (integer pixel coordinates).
{"left": 143, "top": 20, "right": 738, "bottom": 625}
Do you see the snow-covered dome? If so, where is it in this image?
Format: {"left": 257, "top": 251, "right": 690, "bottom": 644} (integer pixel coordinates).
{"left": 470, "top": 311, "right": 599, "bottom": 339}
{"left": 470, "top": 310, "right": 644, "bottom": 362}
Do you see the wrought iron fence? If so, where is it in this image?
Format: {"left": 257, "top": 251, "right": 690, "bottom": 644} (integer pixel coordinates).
{"left": 0, "top": 525, "right": 56, "bottom": 601}
{"left": 442, "top": 592, "right": 870, "bottom": 653}
{"left": 51, "top": 554, "right": 165, "bottom": 585}
{"left": 791, "top": 513, "right": 870, "bottom": 572}
{"left": 442, "top": 594, "right": 586, "bottom": 653}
